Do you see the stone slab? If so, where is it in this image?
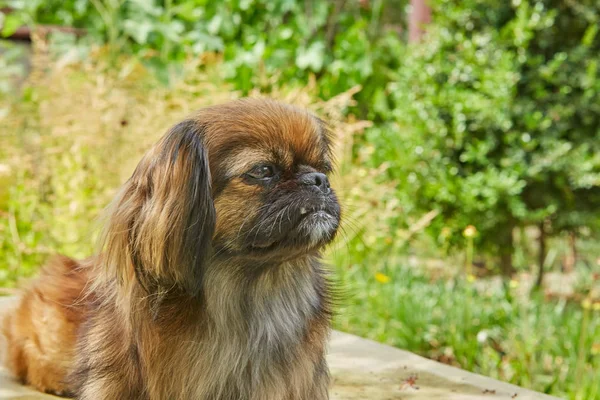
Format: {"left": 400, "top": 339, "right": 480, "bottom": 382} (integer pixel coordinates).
{"left": 328, "top": 331, "right": 561, "bottom": 400}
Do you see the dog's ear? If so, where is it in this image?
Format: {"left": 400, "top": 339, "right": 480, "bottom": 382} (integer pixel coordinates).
{"left": 100, "top": 120, "right": 215, "bottom": 296}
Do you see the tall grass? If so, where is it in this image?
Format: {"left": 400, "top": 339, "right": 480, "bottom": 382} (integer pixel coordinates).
{"left": 0, "top": 46, "right": 234, "bottom": 285}
{"left": 1, "top": 48, "right": 599, "bottom": 399}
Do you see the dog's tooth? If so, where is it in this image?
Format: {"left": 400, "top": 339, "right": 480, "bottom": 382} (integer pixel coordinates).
{"left": 300, "top": 207, "right": 307, "bottom": 215}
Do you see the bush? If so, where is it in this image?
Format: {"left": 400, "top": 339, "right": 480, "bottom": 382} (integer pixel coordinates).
{"left": 1, "top": 0, "right": 405, "bottom": 114}
{"left": 374, "top": 0, "right": 600, "bottom": 273}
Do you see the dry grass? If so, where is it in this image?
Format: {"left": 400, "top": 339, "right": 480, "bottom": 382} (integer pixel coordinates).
{"left": 0, "top": 43, "right": 385, "bottom": 287}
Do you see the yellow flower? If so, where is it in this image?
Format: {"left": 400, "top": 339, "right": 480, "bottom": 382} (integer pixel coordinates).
{"left": 467, "top": 274, "right": 476, "bottom": 283}
{"left": 509, "top": 279, "right": 519, "bottom": 289}
{"left": 582, "top": 298, "right": 592, "bottom": 310}
{"left": 375, "top": 272, "right": 391, "bottom": 284}
{"left": 463, "top": 225, "right": 477, "bottom": 238}
{"left": 593, "top": 302, "right": 600, "bottom": 311}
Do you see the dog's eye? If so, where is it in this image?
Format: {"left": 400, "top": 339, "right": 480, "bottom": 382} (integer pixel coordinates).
{"left": 247, "top": 164, "right": 275, "bottom": 180}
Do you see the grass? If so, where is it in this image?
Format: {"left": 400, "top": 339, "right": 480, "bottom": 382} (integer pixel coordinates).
{"left": 331, "top": 255, "right": 600, "bottom": 398}
{"left": 1, "top": 47, "right": 600, "bottom": 399}
{"left": 330, "top": 158, "right": 600, "bottom": 398}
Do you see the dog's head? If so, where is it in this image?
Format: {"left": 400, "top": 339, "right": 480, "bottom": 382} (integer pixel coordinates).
{"left": 102, "top": 99, "right": 340, "bottom": 294}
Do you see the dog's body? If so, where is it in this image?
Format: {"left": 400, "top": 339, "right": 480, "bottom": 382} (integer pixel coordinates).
{"left": 2, "top": 99, "right": 339, "bottom": 399}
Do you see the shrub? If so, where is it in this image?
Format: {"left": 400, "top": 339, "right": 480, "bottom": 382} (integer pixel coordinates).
{"left": 375, "top": 0, "right": 600, "bottom": 274}
{"left": 1, "top": 0, "right": 406, "bottom": 112}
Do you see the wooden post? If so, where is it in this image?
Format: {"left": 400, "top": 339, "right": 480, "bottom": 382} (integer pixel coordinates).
{"left": 498, "top": 223, "right": 516, "bottom": 277}
{"left": 535, "top": 222, "right": 546, "bottom": 288}
{"left": 562, "top": 230, "right": 577, "bottom": 273}
{"left": 409, "top": 0, "right": 431, "bottom": 43}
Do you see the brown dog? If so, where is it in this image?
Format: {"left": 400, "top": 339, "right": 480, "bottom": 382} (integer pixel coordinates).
{"left": 1, "top": 99, "right": 340, "bottom": 399}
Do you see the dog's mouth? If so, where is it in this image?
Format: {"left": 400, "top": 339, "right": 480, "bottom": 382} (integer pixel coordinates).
{"left": 247, "top": 207, "right": 339, "bottom": 252}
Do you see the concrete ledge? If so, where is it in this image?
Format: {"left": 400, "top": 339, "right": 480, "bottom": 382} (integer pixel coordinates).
{"left": 328, "top": 331, "right": 560, "bottom": 399}
{"left": 0, "top": 297, "right": 560, "bottom": 399}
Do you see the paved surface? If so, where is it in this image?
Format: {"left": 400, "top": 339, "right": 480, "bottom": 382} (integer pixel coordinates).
{"left": 0, "top": 297, "right": 560, "bottom": 399}
{"left": 328, "top": 331, "right": 560, "bottom": 399}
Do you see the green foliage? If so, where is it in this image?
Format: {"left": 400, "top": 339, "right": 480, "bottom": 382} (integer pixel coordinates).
{"left": 2, "top": 0, "right": 405, "bottom": 106}
{"left": 3, "top": 2, "right": 600, "bottom": 398}
{"left": 2, "top": 54, "right": 599, "bottom": 398}
{"left": 332, "top": 253, "right": 600, "bottom": 398}
{"left": 370, "top": 0, "right": 600, "bottom": 265}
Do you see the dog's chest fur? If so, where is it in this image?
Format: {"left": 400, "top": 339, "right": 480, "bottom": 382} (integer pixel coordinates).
{"left": 130, "top": 257, "right": 330, "bottom": 400}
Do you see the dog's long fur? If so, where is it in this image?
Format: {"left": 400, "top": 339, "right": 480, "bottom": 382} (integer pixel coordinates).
{"left": 1, "top": 99, "right": 339, "bottom": 399}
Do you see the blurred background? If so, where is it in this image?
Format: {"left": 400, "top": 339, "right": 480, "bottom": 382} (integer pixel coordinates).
{"left": 1, "top": 0, "right": 599, "bottom": 398}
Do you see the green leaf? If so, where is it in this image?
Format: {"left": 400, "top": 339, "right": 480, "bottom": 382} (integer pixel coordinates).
{"left": 295, "top": 41, "right": 325, "bottom": 72}
{"left": 188, "top": 32, "right": 224, "bottom": 53}
{"left": 1, "top": 13, "right": 23, "bottom": 37}
{"left": 123, "top": 19, "right": 154, "bottom": 44}
{"left": 582, "top": 23, "right": 598, "bottom": 47}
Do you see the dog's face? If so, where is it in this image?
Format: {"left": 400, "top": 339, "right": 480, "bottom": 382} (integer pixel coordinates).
{"left": 103, "top": 99, "right": 340, "bottom": 294}
{"left": 203, "top": 100, "right": 341, "bottom": 259}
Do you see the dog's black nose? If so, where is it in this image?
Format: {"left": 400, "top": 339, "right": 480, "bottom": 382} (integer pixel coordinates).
{"left": 300, "top": 172, "right": 330, "bottom": 194}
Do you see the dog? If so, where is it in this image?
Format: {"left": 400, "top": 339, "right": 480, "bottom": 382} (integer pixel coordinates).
{"left": 1, "top": 99, "right": 341, "bottom": 399}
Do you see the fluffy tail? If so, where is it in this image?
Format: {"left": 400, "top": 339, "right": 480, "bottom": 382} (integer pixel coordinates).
{"left": 1, "top": 255, "right": 88, "bottom": 396}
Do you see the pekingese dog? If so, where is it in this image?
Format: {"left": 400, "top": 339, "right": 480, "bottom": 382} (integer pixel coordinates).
{"left": 1, "top": 99, "right": 340, "bottom": 399}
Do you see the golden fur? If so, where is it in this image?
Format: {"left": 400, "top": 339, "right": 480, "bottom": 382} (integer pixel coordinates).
{"left": 1, "top": 99, "right": 339, "bottom": 399}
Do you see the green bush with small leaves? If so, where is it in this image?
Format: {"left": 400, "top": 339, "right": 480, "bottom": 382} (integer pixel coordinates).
{"left": 370, "top": 0, "right": 600, "bottom": 272}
